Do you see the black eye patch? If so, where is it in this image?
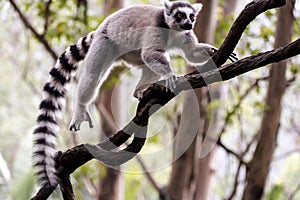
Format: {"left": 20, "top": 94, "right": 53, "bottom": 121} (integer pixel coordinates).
{"left": 174, "top": 11, "right": 187, "bottom": 22}
{"left": 190, "top": 14, "right": 195, "bottom": 22}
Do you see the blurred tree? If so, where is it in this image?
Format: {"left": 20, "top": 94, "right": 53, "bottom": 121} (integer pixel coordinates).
{"left": 242, "top": 0, "right": 295, "bottom": 199}
{"left": 194, "top": 0, "right": 221, "bottom": 199}
{"left": 95, "top": 1, "right": 125, "bottom": 200}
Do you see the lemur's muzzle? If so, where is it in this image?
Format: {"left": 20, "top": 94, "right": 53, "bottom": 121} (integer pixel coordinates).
{"left": 181, "top": 23, "right": 193, "bottom": 30}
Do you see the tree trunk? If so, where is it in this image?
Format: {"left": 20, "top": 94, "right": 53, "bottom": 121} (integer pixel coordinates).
{"left": 242, "top": 1, "right": 295, "bottom": 199}
{"left": 194, "top": 1, "right": 219, "bottom": 200}
{"left": 223, "top": 0, "right": 237, "bottom": 16}
{"left": 96, "top": 1, "right": 124, "bottom": 200}
{"left": 168, "top": 1, "right": 218, "bottom": 199}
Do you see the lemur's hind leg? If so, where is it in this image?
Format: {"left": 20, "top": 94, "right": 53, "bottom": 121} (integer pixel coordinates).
{"left": 69, "top": 35, "right": 115, "bottom": 131}
{"left": 134, "top": 66, "right": 160, "bottom": 99}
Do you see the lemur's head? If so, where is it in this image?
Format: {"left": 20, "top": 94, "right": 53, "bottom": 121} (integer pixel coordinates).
{"left": 163, "top": 0, "right": 202, "bottom": 31}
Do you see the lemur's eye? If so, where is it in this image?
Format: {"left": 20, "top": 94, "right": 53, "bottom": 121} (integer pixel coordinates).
{"left": 190, "top": 14, "right": 195, "bottom": 22}
{"left": 177, "top": 13, "right": 183, "bottom": 19}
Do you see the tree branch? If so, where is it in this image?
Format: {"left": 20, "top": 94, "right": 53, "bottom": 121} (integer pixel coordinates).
{"left": 31, "top": 0, "right": 294, "bottom": 199}
{"left": 43, "top": 0, "right": 52, "bottom": 36}
{"left": 212, "top": 0, "right": 286, "bottom": 66}
{"left": 227, "top": 162, "right": 243, "bottom": 200}
{"left": 219, "top": 76, "right": 268, "bottom": 135}
{"left": 8, "top": 0, "right": 58, "bottom": 60}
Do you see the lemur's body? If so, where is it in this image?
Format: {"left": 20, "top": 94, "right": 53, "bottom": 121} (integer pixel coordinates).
{"left": 33, "top": 0, "right": 220, "bottom": 187}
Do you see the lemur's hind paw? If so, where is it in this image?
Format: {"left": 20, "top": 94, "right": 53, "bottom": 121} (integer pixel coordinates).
{"left": 69, "top": 109, "right": 93, "bottom": 131}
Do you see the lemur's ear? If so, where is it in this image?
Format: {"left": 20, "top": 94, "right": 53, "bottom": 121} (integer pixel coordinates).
{"left": 192, "top": 3, "right": 203, "bottom": 15}
{"left": 164, "top": 0, "right": 173, "bottom": 15}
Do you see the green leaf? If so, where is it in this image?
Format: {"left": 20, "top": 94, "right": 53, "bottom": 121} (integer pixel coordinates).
{"left": 266, "top": 184, "right": 284, "bottom": 200}
{"left": 290, "top": 63, "right": 299, "bottom": 74}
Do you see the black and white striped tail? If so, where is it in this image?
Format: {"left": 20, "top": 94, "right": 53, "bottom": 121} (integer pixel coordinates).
{"left": 33, "top": 31, "right": 94, "bottom": 186}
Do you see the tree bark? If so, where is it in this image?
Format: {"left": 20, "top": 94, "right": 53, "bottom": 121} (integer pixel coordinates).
{"left": 242, "top": 1, "right": 295, "bottom": 199}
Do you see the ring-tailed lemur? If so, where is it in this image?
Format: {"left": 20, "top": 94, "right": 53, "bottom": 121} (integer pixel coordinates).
{"left": 33, "top": 0, "right": 237, "bottom": 187}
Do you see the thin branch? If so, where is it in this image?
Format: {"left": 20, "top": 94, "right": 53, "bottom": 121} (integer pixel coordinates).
{"left": 8, "top": 0, "right": 58, "bottom": 60}
{"left": 43, "top": 0, "right": 52, "bottom": 36}
{"left": 220, "top": 76, "right": 268, "bottom": 135}
{"left": 286, "top": 75, "right": 297, "bottom": 88}
{"left": 135, "top": 156, "right": 166, "bottom": 197}
{"left": 241, "top": 131, "right": 260, "bottom": 161}
{"left": 212, "top": 0, "right": 286, "bottom": 66}
{"left": 217, "top": 138, "right": 246, "bottom": 165}
{"left": 227, "top": 162, "right": 243, "bottom": 200}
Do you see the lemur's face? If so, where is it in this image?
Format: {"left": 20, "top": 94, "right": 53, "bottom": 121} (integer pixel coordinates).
{"left": 164, "top": 0, "right": 202, "bottom": 31}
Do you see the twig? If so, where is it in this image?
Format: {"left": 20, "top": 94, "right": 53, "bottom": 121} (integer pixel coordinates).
{"left": 217, "top": 138, "right": 246, "bottom": 165}
{"left": 220, "top": 76, "right": 268, "bottom": 135}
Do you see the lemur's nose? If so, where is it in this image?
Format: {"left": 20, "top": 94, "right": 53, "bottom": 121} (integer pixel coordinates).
{"left": 182, "top": 23, "right": 193, "bottom": 30}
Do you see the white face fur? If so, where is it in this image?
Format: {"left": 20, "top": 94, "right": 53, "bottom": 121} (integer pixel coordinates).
{"left": 163, "top": 0, "right": 203, "bottom": 31}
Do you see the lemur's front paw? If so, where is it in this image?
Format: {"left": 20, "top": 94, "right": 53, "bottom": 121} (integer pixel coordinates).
{"left": 69, "top": 107, "right": 93, "bottom": 131}
{"left": 202, "top": 44, "right": 216, "bottom": 56}
{"left": 165, "top": 74, "right": 178, "bottom": 93}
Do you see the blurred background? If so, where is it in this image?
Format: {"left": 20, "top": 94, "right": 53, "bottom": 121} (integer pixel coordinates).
{"left": 0, "top": 0, "right": 300, "bottom": 199}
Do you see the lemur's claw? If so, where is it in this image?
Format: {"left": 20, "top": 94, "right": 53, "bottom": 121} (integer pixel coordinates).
{"left": 211, "top": 47, "right": 218, "bottom": 53}
{"left": 69, "top": 120, "right": 81, "bottom": 131}
{"left": 87, "top": 113, "right": 94, "bottom": 128}
{"left": 69, "top": 110, "right": 93, "bottom": 131}
{"left": 211, "top": 48, "right": 238, "bottom": 63}
{"left": 165, "top": 75, "right": 178, "bottom": 93}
